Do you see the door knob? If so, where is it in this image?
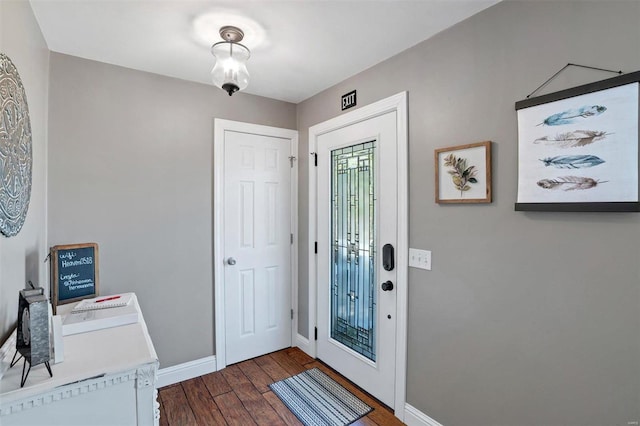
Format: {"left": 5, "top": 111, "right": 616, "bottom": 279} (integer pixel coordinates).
{"left": 227, "top": 257, "right": 237, "bottom": 265}
{"left": 381, "top": 280, "right": 394, "bottom": 291}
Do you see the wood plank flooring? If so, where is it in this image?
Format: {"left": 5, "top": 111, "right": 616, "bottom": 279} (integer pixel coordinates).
{"left": 158, "top": 347, "right": 404, "bottom": 426}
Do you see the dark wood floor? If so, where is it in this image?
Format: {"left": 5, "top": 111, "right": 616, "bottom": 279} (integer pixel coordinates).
{"left": 158, "top": 347, "right": 404, "bottom": 426}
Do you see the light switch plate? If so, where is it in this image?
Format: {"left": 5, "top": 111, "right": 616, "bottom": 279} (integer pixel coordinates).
{"left": 409, "top": 248, "right": 431, "bottom": 270}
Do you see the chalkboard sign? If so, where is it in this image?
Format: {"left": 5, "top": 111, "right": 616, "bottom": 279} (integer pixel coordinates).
{"left": 50, "top": 243, "right": 99, "bottom": 312}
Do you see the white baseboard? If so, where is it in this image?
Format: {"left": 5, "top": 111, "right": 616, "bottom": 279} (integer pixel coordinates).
{"left": 157, "top": 356, "right": 216, "bottom": 388}
{"left": 295, "top": 333, "right": 315, "bottom": 358}
{"left": 404, "top": 403, "right": 444, "bottom": 426}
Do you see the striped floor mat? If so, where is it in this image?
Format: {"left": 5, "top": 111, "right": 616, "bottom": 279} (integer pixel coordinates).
{"left": 269, "top": 368, "right": 373, "bottom": 426}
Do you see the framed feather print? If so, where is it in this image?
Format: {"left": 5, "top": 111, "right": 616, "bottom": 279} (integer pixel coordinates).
{"left": 515, "top": 70, "right": 640, "bottom": 212}
{"left": 435, "top": 141, "right": 492, "bottom": 204}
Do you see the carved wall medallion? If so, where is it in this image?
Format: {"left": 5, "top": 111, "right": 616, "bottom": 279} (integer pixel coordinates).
{"left": 0, "top": 53, "right": 33, "bottom": 237}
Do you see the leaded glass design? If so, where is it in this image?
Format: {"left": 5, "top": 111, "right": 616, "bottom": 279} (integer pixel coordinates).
{"left": 330, "top": 141, "right": 376, "bottom": 361}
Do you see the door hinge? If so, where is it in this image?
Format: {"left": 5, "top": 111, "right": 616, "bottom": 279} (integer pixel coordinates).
{"left": 314, "top": 327, "right": 318, "bottom": 341}
{"left": 288, "top": 155, "right": 296, "bottom": 168}
{"left": 291, "top": 233, "right": 294, "bottom": 244}
{"left": 314, "top": 242, "right": 318, "bottom": 254}
{"left": 310, "top": 152, "right": 317, "bottom": 167}
{"left": 291, "top": 309, "right": 294, "bottom": 320}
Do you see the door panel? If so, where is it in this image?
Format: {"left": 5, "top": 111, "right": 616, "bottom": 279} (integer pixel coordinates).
{"left": 317, "top": 111, "right": 397, "bottom": 406}
{"left": 240, "top": 269, "right": 255, "bottom": 335}
{"left": 224, "top": 131, "right": 292, "bottom": 365}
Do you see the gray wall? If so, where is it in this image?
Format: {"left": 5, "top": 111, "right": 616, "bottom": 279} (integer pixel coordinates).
{"left": 0, "top": 0, "right": 49, "bottom": 344}
{"left": 6, "top": 1, "right": 639, "bottom": 423}
{"left": 47, "top": 53, "right": 296, "bottom": 367}
{"left": 296, "top": 1, "right": 640, "bottom": 425}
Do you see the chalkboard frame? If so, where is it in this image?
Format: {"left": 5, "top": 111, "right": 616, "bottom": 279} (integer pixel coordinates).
{"left": 50, "top": 243, "right": 100, "bottom": 313}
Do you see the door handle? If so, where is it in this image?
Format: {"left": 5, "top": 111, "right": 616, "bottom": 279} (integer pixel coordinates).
{"left": 381, "top": 280, "right": 394, "bottom": 291}
{"left": 226, "top": 257, "right": 237, "bottom": 265}
{"left": 383, "top": 244, "right": 394, "bottom": 271}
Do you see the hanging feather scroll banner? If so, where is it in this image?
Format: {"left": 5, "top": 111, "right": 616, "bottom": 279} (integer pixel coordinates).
{"left": 515, "top": 70, "right": 640, "bottom": 212}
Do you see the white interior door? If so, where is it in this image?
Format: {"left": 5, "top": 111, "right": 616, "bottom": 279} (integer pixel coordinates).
{"left": 316, "top": 111, "right": 398, "bottom": 407}
{"left": 216, "top": 122, "right": 297, "bottom": 366}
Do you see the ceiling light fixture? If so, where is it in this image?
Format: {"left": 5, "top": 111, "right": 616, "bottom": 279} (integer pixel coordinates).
{"left": 211, "top": 26, "right": 250, "bottom": 96}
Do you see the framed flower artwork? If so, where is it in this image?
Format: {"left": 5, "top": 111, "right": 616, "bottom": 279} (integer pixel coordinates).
{"left": 435, "top": 141, "right": 492, "bottom": 204}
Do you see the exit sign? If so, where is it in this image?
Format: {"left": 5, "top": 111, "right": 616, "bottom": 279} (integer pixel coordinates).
{"left": 341, "top": 90, "right": 357, "bottom": 111}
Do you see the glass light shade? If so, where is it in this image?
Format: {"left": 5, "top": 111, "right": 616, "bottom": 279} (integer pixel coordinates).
{"left": 211, "top": 41, "right": 250, "bottom": 96}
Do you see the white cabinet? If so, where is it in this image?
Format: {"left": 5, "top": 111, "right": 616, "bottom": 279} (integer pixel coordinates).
{"left": 0, "top": 295, "right": 159, "bottom": 426}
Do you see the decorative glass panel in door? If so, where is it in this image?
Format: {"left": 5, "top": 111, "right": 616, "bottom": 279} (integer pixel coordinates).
{"left": 330, "top": 141, "right": 376, "bottom": 361}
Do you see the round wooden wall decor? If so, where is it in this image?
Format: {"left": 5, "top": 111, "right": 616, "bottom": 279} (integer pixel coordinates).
{"left": 0, "top": 53, "right": 33, "bottom": 237}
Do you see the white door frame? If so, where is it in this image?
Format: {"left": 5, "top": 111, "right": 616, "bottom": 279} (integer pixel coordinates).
{"left": 214, "top": 118, "right": 299, "bottom": 370}
{"left": 307, "top": 92, "right": 408, "bottom": 419}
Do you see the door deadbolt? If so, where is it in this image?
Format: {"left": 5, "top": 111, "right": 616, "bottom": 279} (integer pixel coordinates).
{"left": 381, "top": 280, "right": 394, "bottom": 291}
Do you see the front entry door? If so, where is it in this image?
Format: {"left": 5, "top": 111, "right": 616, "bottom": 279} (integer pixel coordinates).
{"left": 216, "top": 121, "right": 297, "bottom": 366}
{"left": 316, "top": 111, "right": 398, "bottom": 407}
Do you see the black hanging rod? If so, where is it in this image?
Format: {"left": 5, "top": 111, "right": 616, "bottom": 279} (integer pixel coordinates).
{"left": 526, "top": 63, "right": 623, "bottom": 99}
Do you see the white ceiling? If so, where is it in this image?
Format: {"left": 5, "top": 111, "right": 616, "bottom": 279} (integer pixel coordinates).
{"left": 30, "top": 0, "right": 499, "bottom": 103}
